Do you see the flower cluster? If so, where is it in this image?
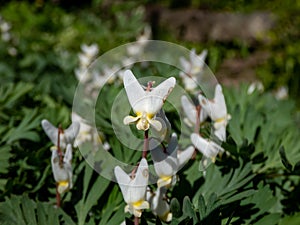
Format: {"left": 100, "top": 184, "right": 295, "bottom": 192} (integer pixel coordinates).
{"left": 112, "top": 47, "right": 231, "bottom": 223}
{"left": 182, "top": 84, "right": 230, "bottom": 161}
{"left": 179, "top": 48, "right": 207, "bottom": 92}
{"left": 41, "top": 120, "right": 79, "bottom": 195}
{"left": 0, "top": 15, "right": 18, "bottom": 56}
{"left": 115, "top": 70, "right": 196, "bottom": 222}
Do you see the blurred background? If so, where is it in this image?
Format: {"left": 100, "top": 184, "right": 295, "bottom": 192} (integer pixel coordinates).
{"left": 1, "top": 0, "right": 299, "bottom": 102}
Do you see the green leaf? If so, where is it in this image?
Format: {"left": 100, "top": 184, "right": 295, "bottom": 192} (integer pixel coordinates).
{"left": 279, "top": 146, "right": 293, "bottom": 171}
{"left": 170, "top": 198, "right": 182, "bottom": 218}
{"left": 75, "top": 162, "right": 110, "bottom": 225}
{"left": 0, "top": 195, "right": 75, "bottom": 225}
{"left": 182, "top": 196, "right": 198, "bottom": 224}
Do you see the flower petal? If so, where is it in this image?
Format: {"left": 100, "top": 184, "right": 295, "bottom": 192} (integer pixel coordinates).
{"left": 191, "top": 133, "right": 221, "bottom": 158}
{"left": 114, "top": 166, "right": 131, "bottom": 203}
{"left": 123, "top": 115, "right": 140, "bottom": 125}
{"left": 181, "top": 95, "right": 197, "bottom": 125}
{"left": 148, "top": 119, "right": 162, "bottom": 131}
{"left": 123, "top": 70, "right": 145, "bottom": 113}
{"left": 41, "top": 119, "right": 59, "bottom": 147}
{"left": 147, "top": 77, "right": 176, "bottom": 114}
{"left": 177, "top": 146, "right": 194, "bottom": 169}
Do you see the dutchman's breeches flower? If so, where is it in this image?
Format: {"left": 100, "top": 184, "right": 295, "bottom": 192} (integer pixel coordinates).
{"left": 123, "top": 70, "right": 176, "bottom": 131}
{"left": 41, "top": 119, "right": 80, "bottom": 149}
{"left": 51, "top": 144, "right": 73, "bottom": 194}
{"left": 191, "top": 133, "right": 224, "bottom": 160}
{"left": 114, "top": 158, "right": 149, "bottom": 217}
{"left": 198, "top": 84, "right": 231, "bottom": 141}
{"left": 147, "top": 187, "right": 172, "bottom": 222}
{"left": 150, "top": 133, "right": 194, "bottom": 188}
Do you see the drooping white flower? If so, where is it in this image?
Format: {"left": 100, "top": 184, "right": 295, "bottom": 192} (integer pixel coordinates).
{"left": 179, "top": 49, "right": 207, "bottom": 91}
{"left": 41, "top": 119, "right": 80, "bottom": 149}
{"left": 147, "top": 187, "right": 172, "bottom": 222}
{"left": 51, "top": 144, "right": 73, "bottom": 194}
{"left": 123, "top": 70, "right": 176, "bottom": 131}
{"left": 150, "top": 133, "right": 194, "bottom": 188}
{"left": 199, "top": 84, "right": 231, "bottom": 141}
{"left": 114, "top": 158, "right": 149, "bottom": 217}
{"left": 151, "top": 109, "right": 172, "bottom": 142}
{"left": 191, "top": 133, "right": 224, "bottom": 160}
{"left": 181, "top": 95, "right": 207, "bottom": 127}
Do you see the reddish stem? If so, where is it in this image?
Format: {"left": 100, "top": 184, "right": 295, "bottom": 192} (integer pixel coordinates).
{"left": 56, "top": 183, "right": 61, "bottom": 208}
{"left": 134, "top": 216, "right": 139, "bottom": 225}
{"left": 142, "top": 130, "right": 149, "bottom": 158}
{"left": 57, "top": 125, "right": 64, "bottom": 165}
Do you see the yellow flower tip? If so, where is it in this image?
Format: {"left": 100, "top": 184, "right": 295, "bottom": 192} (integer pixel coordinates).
{"left": 215, "top": 117, "right": 225, "bottom": 123}
{"left": 50, "top": 146, "right": 57, "bottom": 151}
{"left": 160, "top": 211, "right": 173, "bottom": 222}
{"left": 57, "top": 180, "right": 69, "bottom": 194}
{"left": 157, "top": 176, "right": 172, "bottom": 188}
{"left": 125, "top": 200, "right": 149, "bottom": 217}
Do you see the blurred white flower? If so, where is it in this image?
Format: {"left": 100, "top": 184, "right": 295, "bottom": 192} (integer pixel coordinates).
{"left": 191, "top": 133, "right": 224, "bottom": 160}
{"left": 127, "top": 26, "right": 151, "bottom": 56}
{"left": 181, "top": 95, "right": 207, "bottom": 127}
{"left": 51, "top": 144, "right": 73, "bottom": 194}
{"left": 7, "top": 47, "right": 17, "bottom": 56}
{"left": 114, "top": 158, "right": 149, "bottom": 217}
{"left": 81, "top": 43, "right": 99, "bottom": 59}
{"left": 74, "top": 68, "right": 90, "bottom": 83}
{"left": 123, "top": 70, "right": 176, "bottom": 131}
{"left": 179, "top": 49, "right": 207, "bottom": 91}
{"left": 199, "top": 84, "right": 231, "bottom": 141}
{"left": 147, "top": 187, "right": 172, "bottom": 222}
{"left": 1, "top": 32, "right": 10, "bottom": 42}
{"left": 150, "top": 133, "right": 194, "bottom": 188}
{"left": 275, "top": 86, "right": 288, "bottom": 100}
{"left": 0, "top": 21, "right": 11, "bottom": 33}
{"left": 247, "top": 81, "right": 264, "bottom": 95}
{"left": 41, "top": 119, "right": 80, "bottom": 149}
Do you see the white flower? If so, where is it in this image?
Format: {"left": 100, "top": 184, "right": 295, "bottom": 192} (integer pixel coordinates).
{"left": 247, "top": 81, "right": 264, "bottom": 95}
{"left": 147, "top": 187, "right": 172, "bottom": 222}
{"left": 199, "top": 84, "right": 231, "bottom": 141}
{"left": 51, "top": 144, "right": 73, "bottom": 194}
{"left": 275, "top": 86, "right": 288, "bottom": 100}
{"left": 150, "top": 133, "right": 194, "bottom": 188}
{"left": 0, "top": 21, "right": 11, "bottom": 33}
{"left": 179, "top": 49, "right": 207, "bottom": 91}
{"left": 181, "top": 95, "right": 207, "bottom": 127}
{"left": 41, "top": 119, "right": 80, "bottom": 149}
{"left": 74, "top": 68, "right": 91, "bottom": 83}
{"left": 81, "top": 43, "right": 99, "bottom": 58}
{"left": 191, "top": 133, "right": 224, "bottom": 160}
{"left": 127, "top": 26, "right": 151, "bottom": 56}
{"left": 151, "top": 109, "right": 172, "bottom": 142}
{"left": 123, "top": 70, "right": 176, "bottom": 131}
{"left": 114, "top": 158, "right": 149, "bottom": 217}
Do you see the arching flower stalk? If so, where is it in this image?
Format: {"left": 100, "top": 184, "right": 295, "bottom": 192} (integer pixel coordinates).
{"left": 51, "top": 144, "right": 73, "bottom": 207}
{"left": 41, "top": 119, "right": 79, "bottom": 207}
